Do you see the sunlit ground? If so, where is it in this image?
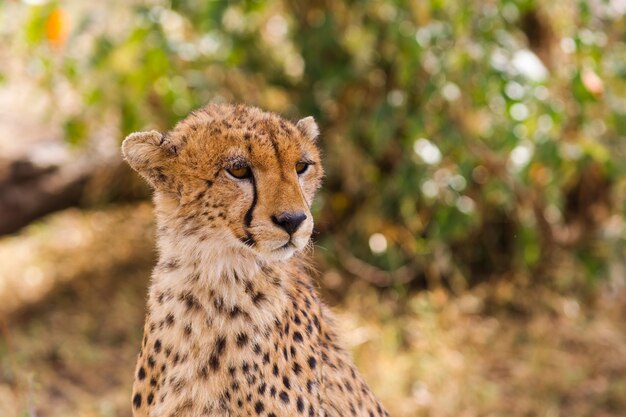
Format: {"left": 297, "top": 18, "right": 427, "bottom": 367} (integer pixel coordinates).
{"left": 1, "top": 205, "right": 625, "bottom": 417}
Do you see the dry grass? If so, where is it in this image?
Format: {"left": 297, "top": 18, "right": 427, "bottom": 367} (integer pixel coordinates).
{"left": 340, "top": 282, "right": 626, "bottom": 417}
{"left": 0, "top": 204, "right": 625, "bottom": 417}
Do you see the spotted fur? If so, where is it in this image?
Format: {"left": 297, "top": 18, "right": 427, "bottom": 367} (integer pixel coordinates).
{"left": 122, "top": 104, "right": 388, "bottom": 417}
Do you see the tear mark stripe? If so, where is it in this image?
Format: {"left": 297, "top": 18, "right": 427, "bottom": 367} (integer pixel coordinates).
{"left": 243, "top": 173, "right": 257, "bottom": 228}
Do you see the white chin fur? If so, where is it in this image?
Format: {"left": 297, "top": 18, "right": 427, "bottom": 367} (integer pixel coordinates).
{"left": 263, "top": 246, "right": 296, "bottom": 262}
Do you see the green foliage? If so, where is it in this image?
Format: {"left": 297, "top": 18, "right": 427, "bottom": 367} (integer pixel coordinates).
{"left": 4, "top": 0, "right": 626, "bottom": 287}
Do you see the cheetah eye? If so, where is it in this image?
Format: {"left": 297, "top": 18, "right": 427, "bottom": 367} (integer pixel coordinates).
{"left": 227, "top": 166, "right": 252, "bottom": 179}
{"left": 295, "top": 162, "right": 310, "bottom": 175}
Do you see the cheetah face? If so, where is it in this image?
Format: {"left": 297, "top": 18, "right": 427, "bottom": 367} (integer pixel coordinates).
{"left": 122, "top": 104, "right": 323, "bottom": 262}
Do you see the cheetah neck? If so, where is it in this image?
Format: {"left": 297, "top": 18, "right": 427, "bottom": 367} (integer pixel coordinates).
{"left": 148, "top": 222, "right": 294, "bottom": 334}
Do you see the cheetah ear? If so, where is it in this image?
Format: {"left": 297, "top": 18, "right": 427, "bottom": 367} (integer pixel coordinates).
{"left": 122, "top": 130, "right": 177, "bottom": 188}
{"left": 296, "top": 116, "right": 319, "bottom": 141}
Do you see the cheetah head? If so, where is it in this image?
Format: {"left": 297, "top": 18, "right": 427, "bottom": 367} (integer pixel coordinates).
{"left": 122, "top": 104, "right": 323, "bottom": 262}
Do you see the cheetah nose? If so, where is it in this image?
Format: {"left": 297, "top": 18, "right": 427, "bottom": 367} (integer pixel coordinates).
{"left": 271, "top": 211, "right": 307, "bottom": 235}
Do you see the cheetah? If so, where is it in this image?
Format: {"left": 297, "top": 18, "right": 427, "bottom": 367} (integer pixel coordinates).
{"left": 122, "top": 103, "right": 389, "bottom": 417}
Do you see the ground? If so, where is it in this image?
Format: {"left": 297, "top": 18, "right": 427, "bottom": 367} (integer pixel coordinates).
{"left": 1, "top": 204, "right": 625, "bottom": 417}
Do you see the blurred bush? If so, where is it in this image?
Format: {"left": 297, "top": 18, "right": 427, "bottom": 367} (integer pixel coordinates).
{"left": 4, "top": 0, "right": 626, "bottom": 289}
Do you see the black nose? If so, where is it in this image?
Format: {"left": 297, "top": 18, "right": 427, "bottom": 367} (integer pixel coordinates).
{"left": 272, "top": 211, "right": 307, "bottom": 235}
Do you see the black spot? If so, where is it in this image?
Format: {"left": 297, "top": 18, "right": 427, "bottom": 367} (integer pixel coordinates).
{"left": 244, "top": 281, "right": 255, "bottom": 294}
{"left": 263, "top": 353, "right": 270, "bottom": 364}
{"left": 236, "top": 333, "right": 249, "bottom": 347}
{"left": 269, "top": 413, "right": 277, "bottom": 417}
{"left": 147, "top": 355, "right": 156, "bottom": 368}
{"left": 206, "top": 180, "right": 213, "bottom": 188}
{"left": 154, "top": 168, "right": 167, "bottom": 183}
{"left": 252, "top": 343, "right": 261, "bottom": 354}
{"left": 279, "top": 391, "right": 289, "bottom": 403}
{"left": 154, "top": 339, "right": 162, "bottom": 353}
{"left": 178, "top": 291, "right": 200, "bottom": 311}
{"left": 270, "top": 386, "right": 277, "bottom": 397}
{"left": 214, "top": 296, "right": 225, "bottom": 313}
{"left": 283, "top": 375, "right": 291, "bottom": 390}
{"left": 293, "top": 331, "right": 303, "bottom": 343}
{"left": 137, "top": 367, "right": 146, "bottom": 380}
{"left": 258, "top": 382, "right": 267, "bottom": 395}
{"left": 162, "top": 258, "right": 180, "bottom": 271}
{"left": 252, "top": 292, "right": 266, "bottom": 305}
{"left": 215, "top": 336, "right": 227, "bottom": 354}
{"left": 254, "top": 401, "right": 264, "bottom": 413}
{"left": 150, "top": 377, "right": 157, "bottom": 387}
{"left": 209, "top": 354, "right": 219, "bottom": 370}
{"left": 147, "top": 392, "right": 154, "bottom": 405}
{"left": 293, "top": 362, "right": 302, "bottom": 375}
{"left": 308, "top": 356, "right": 316, "bottom": 369}
{"left": 297, "top": 396, "right": 304, "bottom": 413}
{"left": 229, "top": 305, "right": 242, "bottom": 318}
{"left": 165, "top": 313, "right": 175, "bottom": 326}
{"left": 133, "top": 393, "right": 142, "bottom": 408}
{"left": 272, "top": 364, "right": 279, "bottom": 376}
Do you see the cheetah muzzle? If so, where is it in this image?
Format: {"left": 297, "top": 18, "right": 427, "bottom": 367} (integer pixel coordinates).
{"left": 122, "top": 103, "right": 389, "bottom": 417}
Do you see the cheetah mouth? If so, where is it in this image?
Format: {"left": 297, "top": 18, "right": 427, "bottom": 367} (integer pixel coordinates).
{"left": 262, "top": 235, "right": 308, "bottom": 257}
{"left": 275, "top": 240, "right": 295, "bottom": 251}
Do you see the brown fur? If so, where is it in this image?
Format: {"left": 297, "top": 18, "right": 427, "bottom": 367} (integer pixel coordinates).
{"left": 122, "top": 103, "right": 388, "bottom": 417}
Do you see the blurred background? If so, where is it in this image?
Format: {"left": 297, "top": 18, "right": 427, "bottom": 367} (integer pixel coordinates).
{"left": 1, "top": 0, "right": 626, "bottom": 416}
